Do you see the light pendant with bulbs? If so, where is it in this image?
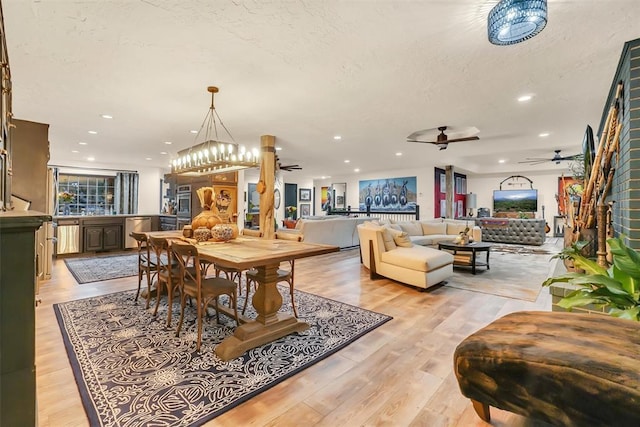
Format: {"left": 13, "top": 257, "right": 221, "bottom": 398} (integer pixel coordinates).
{"left": 171, "top": 86, "right": 259, "bottom": 176}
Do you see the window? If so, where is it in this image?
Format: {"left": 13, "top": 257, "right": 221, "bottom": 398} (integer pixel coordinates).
{"left": 58, "top": 173, "right": 115, "bottom": 216}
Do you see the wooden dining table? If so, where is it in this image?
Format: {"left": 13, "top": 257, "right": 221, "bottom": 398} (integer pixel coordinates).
{"left": 146, "top": 230, "right": 338, "bottom": 360}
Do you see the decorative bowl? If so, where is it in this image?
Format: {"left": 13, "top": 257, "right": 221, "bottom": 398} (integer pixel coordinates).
{"left": 211, "top": 224, "right": 234, "bottom": 242}
{"left": 193, "top": 227, "right": 211, "bottom": 242}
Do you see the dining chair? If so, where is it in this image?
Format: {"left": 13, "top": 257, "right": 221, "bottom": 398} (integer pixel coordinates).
{"left": 172, "top": 241, "right": 239, "bottom": 351}
{"left": 214, "top": 228, "right": 263, "bottom": 295}
{"left": 147, "top": 235, "right": 182, "bottom": 327}
{"left": 130, "top": 231, "right": 157, "bottom": 308}
{"left": 243, "top": 232, "right": 303, "bottom": 317}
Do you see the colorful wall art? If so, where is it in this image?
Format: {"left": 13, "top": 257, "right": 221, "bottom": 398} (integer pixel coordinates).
{"left": 358, "top": 176, "right": 417, "bottom": 211}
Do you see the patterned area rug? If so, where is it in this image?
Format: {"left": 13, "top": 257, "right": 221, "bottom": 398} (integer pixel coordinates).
{"left": 64, "top": 253, "right": 138, "bottom": 284}
{"left": 54, "top": 287, "right": 392, "bottom": 426}
{"left": 444, "top": 246, "right": 559, "bottom": 301}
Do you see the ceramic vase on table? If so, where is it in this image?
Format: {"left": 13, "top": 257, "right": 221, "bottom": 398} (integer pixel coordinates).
{"left": 211, "top": 224, "right": 234, "bottom": 242}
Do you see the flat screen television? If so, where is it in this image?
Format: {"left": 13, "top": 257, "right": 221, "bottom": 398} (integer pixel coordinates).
{"left": 493, "top": 189, "right": 538, "bottom": 213}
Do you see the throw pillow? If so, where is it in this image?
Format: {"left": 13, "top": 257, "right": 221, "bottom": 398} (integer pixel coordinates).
{"left": 380, "top": 227, "right": 397, "bottom": 251}
{"left": 295, "top": 219, "right": 304, "bottom": 230}
{"left": 420, "top": 221, "right": 447, "bottom": 235}
{"left": 397, "top": 221, "right": 423, "bottom": 236}
{"left": 384, "top": 226, "right": 414, "bottom": 248}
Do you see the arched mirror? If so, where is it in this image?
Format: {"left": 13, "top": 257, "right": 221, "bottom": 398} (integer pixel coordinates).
{"left": 332, "top": 182, "right": 347, "bottom": 210}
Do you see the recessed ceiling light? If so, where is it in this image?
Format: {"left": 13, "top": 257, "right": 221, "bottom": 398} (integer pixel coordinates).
{"left": 100, "top": 114, "right": 113, "bottom": 119}
{"left": 71, "top": 150, "right": 79, "bottom": 153}
{"left": 164, "top": 141, "right": 172, "bottom": 145}
{"left": 87, "top": 157, "right": 95, "bottom": 161}
{"left": 354, "top": 168, "right": 360, "bottom": 172}
{"left": 189, "top": 130, "right": 198, "bottom": 134}
{"left": 499, "top": 159, "right": 506, "bottom": 163}
{"left": 333, "top": 136, "right": 342, "bottom": 140}
{"left": 145, "top": 157, "right": 152, "bottom": 161}
{"left": 396, "top": 152, "right": 402, "bottom": 156}
{"left": 275, "top": 147, "right": 283, "bottom": 151}
{"left": 78, "top": 142, "right": 87, "bottom": 145}
{"left": 160, "top": 151, "right": 167, "bottom": 155}
{"left": 344, "top": 159, "right": 350, "bottom": 163}
{"left": 539, "top": 132, "right": 550, "bottom": 137}
{"left": 88, "top": 130, "right": 98, "bottom": 134}
{"left": 517, "top": 95, "right": 533, "bottom": 102}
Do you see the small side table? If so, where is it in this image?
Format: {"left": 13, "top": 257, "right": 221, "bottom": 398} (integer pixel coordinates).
{"left": 438, "top": 241, "right": 492, "bottom": 275}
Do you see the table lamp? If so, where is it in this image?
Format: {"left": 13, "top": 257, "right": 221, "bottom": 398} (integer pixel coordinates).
{"left": 466, "top": 193, "right": 477, "bottom": 217}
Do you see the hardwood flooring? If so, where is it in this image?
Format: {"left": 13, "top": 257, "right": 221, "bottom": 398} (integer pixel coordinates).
{"left": 36, "top": 248, "right": 553, "bottom": 427}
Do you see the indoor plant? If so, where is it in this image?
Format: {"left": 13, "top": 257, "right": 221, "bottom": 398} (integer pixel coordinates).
{"left": 543, "top": 236, "right": 640, "bottom": 321}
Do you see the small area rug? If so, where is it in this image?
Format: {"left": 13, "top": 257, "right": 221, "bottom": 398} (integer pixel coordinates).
{"left": 64, "top": 253, "right": 138, "bottom": 284}
{"left": 444, "top": 241, "right": 560, "bottom": 301}
{"left": 54, "top": 287, "right": 392, "bottom": 427}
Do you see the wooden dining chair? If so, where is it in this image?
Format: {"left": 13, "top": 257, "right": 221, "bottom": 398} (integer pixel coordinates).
{"left": 130, "top": 231, "right": 158, "bottom": 308}
{"left": 244, "top": 232, "right": 303, "bottom": 317}
{"left": 147, "top": 236, "right": 182, "bottom": 327}
{"left": 172, "top": 241, "right": 239, "bottom": 351}
{"left": 214, "top": 228, "right": 263, "bottom": 295}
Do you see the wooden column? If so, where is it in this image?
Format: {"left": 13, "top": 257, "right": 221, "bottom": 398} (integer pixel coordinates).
{"left": 259, "top": 135, "right": 276, "bottom": 239}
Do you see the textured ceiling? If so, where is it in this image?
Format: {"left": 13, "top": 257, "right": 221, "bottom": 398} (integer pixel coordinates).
{"left": 4, "top": 0, "right": 640, "bottom": 178}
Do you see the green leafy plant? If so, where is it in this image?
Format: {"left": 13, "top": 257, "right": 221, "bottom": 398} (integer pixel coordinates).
{"left": 543, "top": 236, "right": 640, "bottom": 321}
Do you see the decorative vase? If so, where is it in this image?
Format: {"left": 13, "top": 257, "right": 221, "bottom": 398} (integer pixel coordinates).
{"left": 63, "top": 204, "right": 71, "bottom": 215}
{"left": 193, "top": 227, "right": 211, "bottom": 242}
{"left": 191, "top": 210, "right": 222, "bottom": 230}
{"left": 210, "top": 224, "right": 234, "bottom": 242}
{"left": 182, "top": 225, "right": 193, "bottom": 238}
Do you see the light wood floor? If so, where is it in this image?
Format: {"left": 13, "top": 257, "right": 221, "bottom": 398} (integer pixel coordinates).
{"left": 36, "top": 248, "right": 554, "bottom": 427}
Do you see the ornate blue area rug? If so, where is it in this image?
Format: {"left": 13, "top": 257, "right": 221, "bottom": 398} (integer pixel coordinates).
{"left": 54, "top": 287, "right": 392, "bottom": 426}
{"left": 64, "top": 253, "right": 138, "bottom": 284}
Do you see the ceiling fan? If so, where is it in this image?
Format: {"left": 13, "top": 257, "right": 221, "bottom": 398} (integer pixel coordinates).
{"left": 407, "top": 126, "right": 480, "bottom": 150}
{"left": 518, "top": 149, "right": 582, "bottom": 165}
{"left": 276, "top": 156, "right": 302, "bottom": 171}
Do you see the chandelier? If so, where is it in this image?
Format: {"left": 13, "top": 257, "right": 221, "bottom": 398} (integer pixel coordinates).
{"left": 171, "top": 86, "right": 259, "bottom": 176}
{"left": 488, "top": 0, "right": 548, "bottom": 46}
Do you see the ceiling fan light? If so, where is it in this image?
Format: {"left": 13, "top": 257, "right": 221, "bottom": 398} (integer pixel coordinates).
{"left": 488, "top": 0, "right": 547, "bottom": 46}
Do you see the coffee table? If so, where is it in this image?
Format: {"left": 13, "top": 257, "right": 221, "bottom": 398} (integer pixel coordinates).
{"left": 438, "top": 241, "right": 491, "bottom": 275}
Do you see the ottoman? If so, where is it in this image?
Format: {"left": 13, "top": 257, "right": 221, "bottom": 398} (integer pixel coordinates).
{"left": 453, "top": 311, "right": 640, "bottom": 426}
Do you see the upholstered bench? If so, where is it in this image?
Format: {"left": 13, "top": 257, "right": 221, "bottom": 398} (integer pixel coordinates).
{"left": 454, "top": 311, "right": 640, "bottom": 426}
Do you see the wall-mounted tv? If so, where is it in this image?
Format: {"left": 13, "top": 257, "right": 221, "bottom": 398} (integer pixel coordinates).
{"left": 493, "top": 189, "right": 538, "bottom": 213}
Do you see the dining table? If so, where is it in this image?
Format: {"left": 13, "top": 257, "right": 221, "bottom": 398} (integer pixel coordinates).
{"left": 145, "top": 230, "right": 339, "bottom": 360}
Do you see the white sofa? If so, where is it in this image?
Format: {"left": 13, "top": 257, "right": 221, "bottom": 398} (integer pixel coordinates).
{"left": 357, "top": 222, "right": 454, "bottom": 290}
{"left": 381, "top": 218, "right": 482, "bottom": 246}
{"left": 281, "top": 216, "right": 375, "bottom": 249}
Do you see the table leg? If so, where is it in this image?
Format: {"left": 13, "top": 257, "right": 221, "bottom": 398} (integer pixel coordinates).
{"left": 472, "top": 250, "right": 477, "bottom": 275}
{"left": 215, "top": 263, "right": 309, "bottom": 361}
{"left": 486, "top": 250, "right": 490, "bottom": 270}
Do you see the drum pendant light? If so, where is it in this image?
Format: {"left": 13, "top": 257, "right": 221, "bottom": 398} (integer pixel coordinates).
{"left": 488, "top": 0, "right": 548, "bottom": 46}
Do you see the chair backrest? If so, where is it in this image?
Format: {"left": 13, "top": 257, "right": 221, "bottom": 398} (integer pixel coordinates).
{"left": 241, "top": 228, "right": 263, "bottom": 237}
{"left": 130, "top": 231, "right": 151, "bottom": 262}
{"left": 147, "top": 235, "right": 172, "bottom": 275}
{"left": 171, "top": 241, "right": 202, "bottom": 290}
{"left": 275, "top": 232, "right": 303, "bottom": 242}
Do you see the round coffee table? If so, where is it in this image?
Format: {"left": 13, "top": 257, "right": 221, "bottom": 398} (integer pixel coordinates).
{"left": 438, "top": 241, "right": 492, "bottom": 275}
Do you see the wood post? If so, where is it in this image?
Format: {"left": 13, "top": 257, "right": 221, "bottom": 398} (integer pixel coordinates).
{"left": 258, "top": 135, "right": 276, "bottom": 239}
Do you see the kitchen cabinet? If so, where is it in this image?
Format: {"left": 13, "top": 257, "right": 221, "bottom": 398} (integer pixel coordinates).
{"left": 159, "top": 215, "right": 177, "bottom": 230}
{"left": 0, "top": 211, "right": 50, "bottom": 426}
{"left": 82, "top": 217, "right": 123, "bottom": 252}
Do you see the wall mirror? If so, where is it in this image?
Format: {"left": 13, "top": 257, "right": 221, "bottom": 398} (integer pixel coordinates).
{"left": 332, "top": 182, "right": 347, "bottom": 209}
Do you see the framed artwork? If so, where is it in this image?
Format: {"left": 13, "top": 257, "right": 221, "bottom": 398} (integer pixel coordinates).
{"left": 358, "top": 176, "right": 417, "bottom": 211}
{"left": 299, "top": 188, "right": 311, "bottom": 201}
{"left": 300, "top": 203, "right": 310, "bottom": 217}
{"left": 247, "top": 183, "right": 260, "bottom": 213}
{"left": 321, "top": 186, "right": 329, "bottom": 206}
{"left": 213, "top": 185, "right": 237, "bottom": 223}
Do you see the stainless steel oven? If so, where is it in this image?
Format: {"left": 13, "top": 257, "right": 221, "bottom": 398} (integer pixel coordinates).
{"left": 176, "top": 185, "right": 192, "bottom": 218}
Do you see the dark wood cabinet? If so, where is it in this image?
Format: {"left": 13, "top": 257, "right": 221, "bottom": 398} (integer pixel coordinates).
{"left": 159, "top": 215, "right": 177, "bottom": 230}
{"left": 82, "top": 219, "right": 123, "bottom": 252}
{"left": 0, "top": 211, "right": 50, "bottom": 426}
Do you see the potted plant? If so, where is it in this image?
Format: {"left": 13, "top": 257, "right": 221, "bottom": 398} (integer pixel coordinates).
{"left": 542, "top": 236, "right": 640, "bottom": 321}
{"left": 286, "top": 205, "right": 297, "bottom": 220}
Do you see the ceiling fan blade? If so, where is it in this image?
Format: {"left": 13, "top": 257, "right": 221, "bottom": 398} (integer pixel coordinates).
{"left": 518, "top": 159, "right": 552, "bottom": 164}
{"left": 445, "top": 136, "right": 480, "bottom": 143}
